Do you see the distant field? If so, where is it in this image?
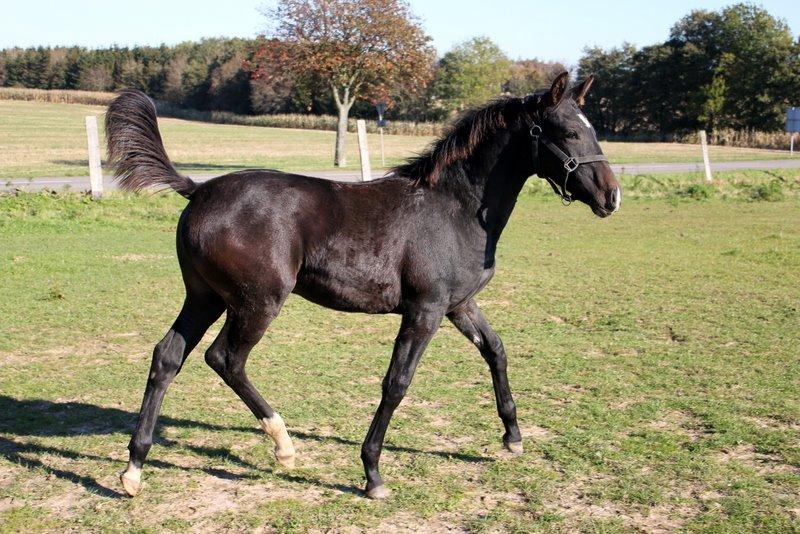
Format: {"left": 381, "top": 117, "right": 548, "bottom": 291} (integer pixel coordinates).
{"left": 0, "top": 191, "right": 798, "bottom": 532}
{"left": 0, "top": 100, "right": 796, "bottom": 180}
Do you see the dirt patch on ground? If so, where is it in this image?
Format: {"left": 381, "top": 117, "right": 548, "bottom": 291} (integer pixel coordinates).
{"left": 743, "top": 415, "right": 800, "bottom": 432}
{"left": 714, "top": 444, "right": 799, "bottom": 475}
{"left": 546, "top": 315, "right": 567, "bottom": 325}
{"left": 521, "top": 424, "right": 555, "bottom": 442}
{"left": 543, "top": 474, "right": 697, "bottom": 533}
{"left": 110, "top": 253, "right": 171, "bottom": 262}
{"left": 366, "top": 511, "right": 466, "bottom": 533}
{"left": 0, "top": 337, "right": 148, "bottom": 367}
{"left": 149, "top": 473, "right": 326, "bottom": 527}
{"left": 647, "top": 409, "right": 710, "bottom": 441}
{"left": 0, "top": 464, "right": 22, "bottom": 513}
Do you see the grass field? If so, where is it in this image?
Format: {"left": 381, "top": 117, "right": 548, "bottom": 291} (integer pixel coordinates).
{"left": 0, "top": 184, "right": 798, "bottom": 532}
{"left": 0, "top": 100, "right": 797, "bottom": 181}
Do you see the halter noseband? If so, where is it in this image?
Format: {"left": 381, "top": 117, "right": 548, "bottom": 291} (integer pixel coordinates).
{"left": 523, "top": 98, "right": 608, "bottom": 205}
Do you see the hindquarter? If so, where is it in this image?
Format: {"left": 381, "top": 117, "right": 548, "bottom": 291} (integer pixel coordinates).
{"left": 176, "top": 172, "right": 325, "bottom": 304}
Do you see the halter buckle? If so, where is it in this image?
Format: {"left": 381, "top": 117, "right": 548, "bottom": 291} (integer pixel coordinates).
{"left": 529, "top": 124, "right": 542, "bottom": 139}
{"left": 563, "top": 158, "right": 578, "bottom": 173}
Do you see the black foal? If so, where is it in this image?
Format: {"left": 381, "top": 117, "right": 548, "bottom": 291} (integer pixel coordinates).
{"left": 106, "top": 71, "right": 620, "bottom": 499}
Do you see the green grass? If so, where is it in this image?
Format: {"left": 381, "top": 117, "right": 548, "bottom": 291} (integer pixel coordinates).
{"left": 0, "top": 184, "right": 798, "bottom": 532}
{"left": 1, "top": 100, "right": 797, "bottom": 181}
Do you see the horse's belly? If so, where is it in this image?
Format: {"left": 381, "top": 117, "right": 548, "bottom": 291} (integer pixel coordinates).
{"left": 294, "top": 267, "right": 402, "bottom": 314}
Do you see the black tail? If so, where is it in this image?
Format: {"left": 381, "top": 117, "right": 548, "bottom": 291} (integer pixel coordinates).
{"left": 105, "top": 89, "right": 196, "bottom": 198}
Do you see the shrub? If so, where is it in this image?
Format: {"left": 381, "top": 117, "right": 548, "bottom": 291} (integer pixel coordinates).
{"left": 0, "top": 87, "right": 115, "bottom": 105}
{"left": 678, "top": 183, "right": 715, "bottom": 200}
{"left": 749, "top": 180, "right": 785, "bottom": 202}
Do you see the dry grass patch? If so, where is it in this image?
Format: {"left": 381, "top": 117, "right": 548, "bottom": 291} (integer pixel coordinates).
{"left": 714, "top": 444, "right": 799, "bottom": 476}
{"left": 544, "top": 473, "right": 698, "bottom": 533}
{"left": 646, "top": 409, "right": 710, "bottom": 442}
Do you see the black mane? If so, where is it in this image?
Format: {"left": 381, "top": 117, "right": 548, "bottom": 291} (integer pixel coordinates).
{"left": 392, "top": 97, "right": 525, "bottom": 187}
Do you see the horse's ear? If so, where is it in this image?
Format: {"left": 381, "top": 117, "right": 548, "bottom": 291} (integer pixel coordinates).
{"left": 547, "top": 71, "right": 570, "bottom": 107}
{"left": 571, "top": 74, "right": 595, "bottom": 106}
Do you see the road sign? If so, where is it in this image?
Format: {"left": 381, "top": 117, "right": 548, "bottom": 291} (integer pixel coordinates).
{"left": 375, "top": 101, "right": 388, "bottom": 128}
{"left": 787, "top": 107, "right": 800, "bottom": 133}
{"left": 375, "top": 101, "right": 389, "bottom": 166}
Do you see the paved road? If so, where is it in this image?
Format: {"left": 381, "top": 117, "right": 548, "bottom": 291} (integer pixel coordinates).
{"left": 4, "top": 159, "right": 799, "bottom": 192}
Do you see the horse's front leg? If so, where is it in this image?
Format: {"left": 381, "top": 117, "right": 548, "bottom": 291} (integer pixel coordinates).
{"left": 448, "top": 299, "right": 522, "bottom": 453}
{"left": 361, "top": 306, "right": 444, "bottom": 499}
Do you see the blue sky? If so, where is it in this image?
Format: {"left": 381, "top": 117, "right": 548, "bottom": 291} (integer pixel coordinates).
{"left": 2, "top": 1, "right": 798, "bottom": 66}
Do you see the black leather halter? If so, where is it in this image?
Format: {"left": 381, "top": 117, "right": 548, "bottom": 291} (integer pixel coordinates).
{"left": 523, "top": 103, "right": 608, "bottom": 206}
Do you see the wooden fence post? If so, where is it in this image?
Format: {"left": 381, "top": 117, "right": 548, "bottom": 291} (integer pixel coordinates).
{"left": 356, "top": 120, "right": 371, "bottom": 181}
{"left": 699, "top": 130, "right": 713, "bottom": 183}
{"left": 379, "top": 126, "right": 386, "bottom": 167}
{"left": 84, "top": 115, "right": 103, "bottom": 198}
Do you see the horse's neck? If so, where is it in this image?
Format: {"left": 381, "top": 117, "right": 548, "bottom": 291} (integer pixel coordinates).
{"left": 452, "top": 134, "right": 531, "bottom": 249}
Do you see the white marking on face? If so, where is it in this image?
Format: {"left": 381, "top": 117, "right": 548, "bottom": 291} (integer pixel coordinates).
{"left": 472, "top": 335, "right": 481, "bottom": 346}
{"left": 577, "top": 112, "right": 592, "bottom": 129}
{"left": 613, "top": 187, "right": 621, "bottom": 212}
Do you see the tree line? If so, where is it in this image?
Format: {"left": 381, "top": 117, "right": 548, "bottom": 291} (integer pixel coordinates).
{"left": 578, "top": 3, "right": 800, "bottom": 137}
{"left": 1, "top": 2, "right": 797, "bottom": 137}
{"left": 0, "top": 36, "right": 562, "bottom": 123}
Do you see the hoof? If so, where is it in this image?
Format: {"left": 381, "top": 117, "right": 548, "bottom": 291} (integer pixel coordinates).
{"left": 365, "top": 484, "right": 391, "bottom": 500}
{"left": 275, "top": 451, "right": 295, "bottom": 469}
{"left": 503, "top": 440, "right": 524, "bottom": 455}
{"left": 120, "top": 472, "right": 142, "bottom": 497}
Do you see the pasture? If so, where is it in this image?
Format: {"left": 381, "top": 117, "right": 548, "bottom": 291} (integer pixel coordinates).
{"left": 0, "top": 99, "right": 797, "bottom": 181}
{"left": 1, "top": 183, "right": 798, "bottom": 532}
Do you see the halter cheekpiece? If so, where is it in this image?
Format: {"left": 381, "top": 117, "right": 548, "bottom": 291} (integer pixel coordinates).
{"left": 523, "top": 97, "right": 608, "bottom": 206}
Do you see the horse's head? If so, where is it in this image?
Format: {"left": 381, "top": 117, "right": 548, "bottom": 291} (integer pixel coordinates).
{"left": 523, "top": 72, "right": 620, "bottom": 218}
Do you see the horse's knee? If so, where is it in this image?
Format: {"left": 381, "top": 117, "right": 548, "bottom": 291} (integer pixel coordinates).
{"left": 486, "top": 333, "right": 504, "bottom": 356}
{"left": 150, "top": 337, "right": 183, "bottom": 381}
{"left": 482, "top": 335, "right": 507, "bottom": 370}
{"left": 492, "top": 351, "right": 508, "bottom": 372}
{"left": 499, "top": 398, "right": 517, "bottom": 420}
{"left": 381, "top": 370, "right": 412, "bottom": 406}
{"left": 361, "top": 441, "right": 381, "bottom": 465}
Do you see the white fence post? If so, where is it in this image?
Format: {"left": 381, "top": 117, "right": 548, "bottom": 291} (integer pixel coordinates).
{"left": 379, "top": 126, "right": 386, "bottom": 167}
{"left": 699, "top": 130, "right": 713, "bottom": 183}
{"left": 84, "top": 115, "right": 103, "bottom": 198}
{"left": 356, "top": 119, "right": 371, "bottom": 181}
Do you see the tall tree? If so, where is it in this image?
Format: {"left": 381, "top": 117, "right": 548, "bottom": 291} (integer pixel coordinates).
{"left": 262, "top": 0, "right": 435, "bottom": 166}
{"left": 577, "top": 2, "right": 800, "bottom": 134}
{"left": 577, "top": 44, "right": 636, "bottom": 134}
{"left": 504, "top": 59, "right": 566, "bottom": 96}
{"left": 434, "top": 37, "right": 511, "bottom": 114}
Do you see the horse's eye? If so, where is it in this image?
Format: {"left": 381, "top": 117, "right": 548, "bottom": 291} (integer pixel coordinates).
{"left": 565, "top": 131, "right": 579, "bottom": 139}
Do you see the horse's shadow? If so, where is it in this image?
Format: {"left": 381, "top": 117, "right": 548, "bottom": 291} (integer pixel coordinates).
{"left": 0, "top": 396, "right": 490, "bottom": 499}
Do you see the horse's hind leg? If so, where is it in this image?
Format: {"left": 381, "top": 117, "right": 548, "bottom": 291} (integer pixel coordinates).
{"left": 121, "top": 290, "right": 224, "bottom": 496}
{"left": 204, "top": 293, "right": 296, "bottom": 468}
